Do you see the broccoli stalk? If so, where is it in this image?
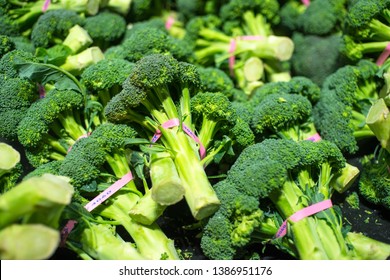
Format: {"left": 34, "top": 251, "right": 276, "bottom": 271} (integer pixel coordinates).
{"left": 366, "top": 98, "right": 390, "bottom": 152}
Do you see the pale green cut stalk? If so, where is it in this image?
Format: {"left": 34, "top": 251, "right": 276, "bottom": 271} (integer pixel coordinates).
{"left": 0, "top": 143, "right": 20, "bottom": 177}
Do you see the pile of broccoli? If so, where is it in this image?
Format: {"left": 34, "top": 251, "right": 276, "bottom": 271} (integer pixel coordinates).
{"left": 1, "top": 0, "right": 390, "bottom": 261}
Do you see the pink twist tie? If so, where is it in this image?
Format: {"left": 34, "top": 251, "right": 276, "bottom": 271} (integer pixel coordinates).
{"left": 301, "top": 0, "right": 310, "bottom": 6}
{"left": 67, "top": 132, "right": 91, "bottom": 153}
{"left": 274, "top": 199, "right": 333, "bottom": 239}
{"left": 228, "top": 36, "right": 263, "bottom": 77}
{"left": 42, "top": 0, "right": 51, "bottom": 12}
{"left": 305, "top": 133, "right": 322, "bottom": 142}
{"left": 84, "top": 171, "right": 134, "bottom": 212}
{"left": 165, "top": 16, "right": 175, "bottom": 30}
{"left": 60, "top": 220, "right": 77, "bottom": 247}
{"left": 376, "top": 43, "right": 390, "bottom": 66}
{"left": 151, "top": 118, "right": 206, "bottom": 159}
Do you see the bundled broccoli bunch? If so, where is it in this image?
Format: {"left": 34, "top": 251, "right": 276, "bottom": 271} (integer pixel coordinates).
{"left": 341, "top": 0, "right": 390, "bottom": 63}
{"left": 201, "top": 138, "right": 390, "bottom": 260}
{"left": 25, "top": 122, "right": 181, "bottom": 260}
{"left": 183, "top": 0, "right": 294, "bottom": 94}
{"left": 104, "top": 53, "right": 255, "bottom": 220}
{"left": 313, "top": 60, "right": 382, "bottom": 155}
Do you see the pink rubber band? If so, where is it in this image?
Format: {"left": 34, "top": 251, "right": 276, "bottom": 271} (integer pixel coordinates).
{"left": 38, "top": 84, "right": 46, "bottom": 99}
{"left": 151, "top": 118, "right": 206, "bottom": 159}
{"left": 60, "top": 220, "right": 77, "bottom": 247}
{"left": 84, "top": 171, "right": 134, "bottom": 212}
{"left": 165, "top": 16, "right": 175, "bottom": 30}
{"left": 305, "top": 133, "right": 322, "bottom": 142}
{"left": 274, "top": 199, "right": 333, "bottom": 239}
{"left": 301, "top": 0, "right": 310, "bottom": 6}
{"left": 67, "top": 132, "right": 91, "bottom": 153}
{"left": 42, "top": 0, "right": 51, "bottom": 12}
{"left": 228, "top": 36, "right": 263, "bottom": 77}
{"left": 376, "top": 43, "right": 390, "bottom": 66}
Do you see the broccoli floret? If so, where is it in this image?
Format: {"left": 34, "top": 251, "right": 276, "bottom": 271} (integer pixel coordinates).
{"left": 0, "top": 35, "right": 15, "bottom": 58}
{"left": 340, "top": 35, "right": 390, "bottom": 62}
{"left": 345, "top": 191, "right": 360, "bottom": 210}
{"left": 121, "top": 27, "right": 193, "bottom": 62}
{"left": 313, "top": 60, "right": 380, "bottom": 155}
{"left": 359, "top": 147, "right": 390, "bottom": 210}
{"left": 176, "top": 0, "right": 224, "bottom": 23}
{"left": 190, "top": 91, "right": 237, "bottom": 150}
{"left": 83, "top": 11, "right": 127, "bottom": 50}
{"left": 197, "top": 66, "right": 236, "bottom": 99}
{"left": 251, "top": 93, "right": 316, "bottom": 141}
{"left": 219, "top": 0, "right": 280, "bottom": 35}
{"left": 0, "top": 142, "right": 22, "bottom": 193}
{"left": 30, "top": 9, "right": 85, "bottom": 49}
{"left": 81, "top": 58, "right": 134, "bottom": 108}
{"left": 0, "top": 49, "right": 38, "bottom": 78}
{"left": 17, "top": 89, "right": 90, "bottom": 167}
{"left": 279, "top": 0, "right": 307, "bottom": 32}
{"left": 105, "top": 53, "right": 221, "bottom": 220}
{"left": 128, "top": 0, "right": 164, "bottom": 22}
{"left": 0, "top": 74, "right": 39, "bottom": 141}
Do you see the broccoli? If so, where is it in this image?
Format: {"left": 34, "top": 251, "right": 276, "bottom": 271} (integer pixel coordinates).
{"left": 30, "top": 9, "right": 85, "bottom": 49}
{"left": 201, "top": 138, "right": 390, "bottom": 260}
{"left": 0, "top": 174, "right": 74, "bottom": 259}
{"left": 120, "top": 26, "right": 193, "bottom": 63}
{"left": 80, "top": 58, "right": 134, "bottom": 111}
{"left": 127, "top": 0, "right": 164, "bottom": 22}
{"left": 17, "top": 88, "right": 91, "bottom": 167}
{"left": 83, "top": 10, "right": 127, "bottom": 50}
{"left": 9, "top": 36, "right": 35, "bottom": 54}
{"left": 359, "top": 146, "right": 390, "bottom": 210}
{"left": 54, "top": 123, "right": 181, "bottom": 259}
{"left": 3, "top": 0, "right": 100, "bottom": 33}
{"left": 0, "top": 35, "right": 15, "bottom": 58}
{"left": 0, "top": 142, "right": 22, "bottom": 193}
{"left": 176, "top": 0, "right": 224, "bottom": 23}
{"left": 0, "top": 49, "right": 38, "bottom": 78}
{"left": 219, "top": 0, "right": 280, "bottom": 36}
{"left": 250, "top": 93, "right": 317, "bottom": 141}
{"left": 291, "top": 32, "right": 347, "bottom": 86}
{"left": 197, "top": 65, "right": 236, "bottom": 99}
{"left": 104, "top": 53, "right": 221, "bottom": 220}
{"left": 345, "top": 191, "right": 360, "bottom": 210}
{"left": 0, "top": 74, "right": 39, "bottom": 141}
{"left": 313, "top": 60, "right": 380, "bottom": 155}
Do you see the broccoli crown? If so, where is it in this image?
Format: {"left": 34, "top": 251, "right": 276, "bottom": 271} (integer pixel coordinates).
{"left": 184, "top": 14, "right": 222, "bottom": 41}
{"left": 0, "top": 35, "right": 15, "bottom": 58}
{"left": 345, "top": 0, "right": 390, "bottom": 39}
{"left": 81, "top": 58, "right": 134, "bottom": 92}
{"left": 191, "top": 91, "right": 237, "bottom": 124}
{"left": 279, "top": 1, "right": 306, "bottom": 31}
{"left": 219, "top": 0, "right": 280, "bottom": 26}
{"left": 200, "top": 179, "right": 264, "bottom": 260}
{"left": 250, "top": 76, "right": 321, "bottom": 108}
{"left": 0, "top": 13, "right": 19, "bottom": 36}
{"left": 0, "top": 49, "right": 38, "bottom": 78}
{"left": 0, "top": 74, "right": 38, "bottom": 109}
{"left": 128, "top": 0, "right": 162, "bottom": 22}
{"left": 359, "top": 148, "right": 390, "bottom": 209}
{"left": 90, "top": 122, "right": 138, "bottom": 152}
{"left": 83, "top": 11, "right": 127, "bottom": 46}
{"left": 30, "top": 9, "right": 85, "bottom": 48}
{"left": 251, "top": 93, "right": 313, "bottom": 136}
{"left": 124, "top": 18, "right": 167, "bottom": 40}
{"left": 197, "top": 66, "right": 235, "bottom": 98}
{"left": 322, "top": 59, "right": 379, "bottom": 107}
{"left": 17, "top": 89, "right": 85, "bottom": 148}
{"left": 0, "top": 108, "right": 28, "bottom": 141}
{"left": 299, "top": 0, "right": 347, "bottom": 35}
{"left": 291, "top": 32, "right": 346, "bottom": 86}
{"left": 122, "top": 27, "right": 192, "bottom": 62}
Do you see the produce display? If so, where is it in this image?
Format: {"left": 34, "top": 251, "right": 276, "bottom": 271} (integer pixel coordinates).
{"left": 0, "top": 0, "right": 389, "bottom": 260}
